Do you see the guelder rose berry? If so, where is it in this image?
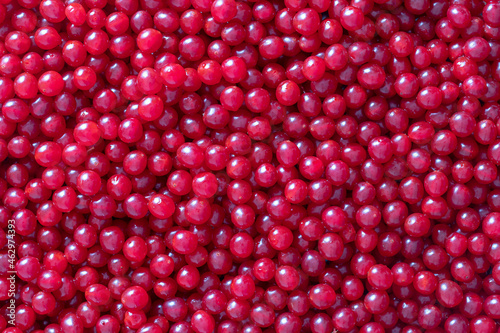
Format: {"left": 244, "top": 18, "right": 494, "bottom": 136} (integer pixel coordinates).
{"left": 1, "top": 0, "right": 500, "bottom": 332}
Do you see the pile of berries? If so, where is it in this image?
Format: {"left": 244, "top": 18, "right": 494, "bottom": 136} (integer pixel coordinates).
{"left": 0, "top": 0, "right": 500, "bottom": 332}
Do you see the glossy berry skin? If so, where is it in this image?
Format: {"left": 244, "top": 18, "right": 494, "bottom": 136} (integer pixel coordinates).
{"left": 1, "top": 0, "right": 500, "bottom": 332}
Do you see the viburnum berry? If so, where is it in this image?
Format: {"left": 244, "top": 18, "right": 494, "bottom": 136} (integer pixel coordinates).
{"left": 2, "top": 0, "right": 500, "bottom": 332}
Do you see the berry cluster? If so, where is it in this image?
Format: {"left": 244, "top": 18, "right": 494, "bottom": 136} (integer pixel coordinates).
{"left": 0, "top": 0, "right": 500, "bottom": 332}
